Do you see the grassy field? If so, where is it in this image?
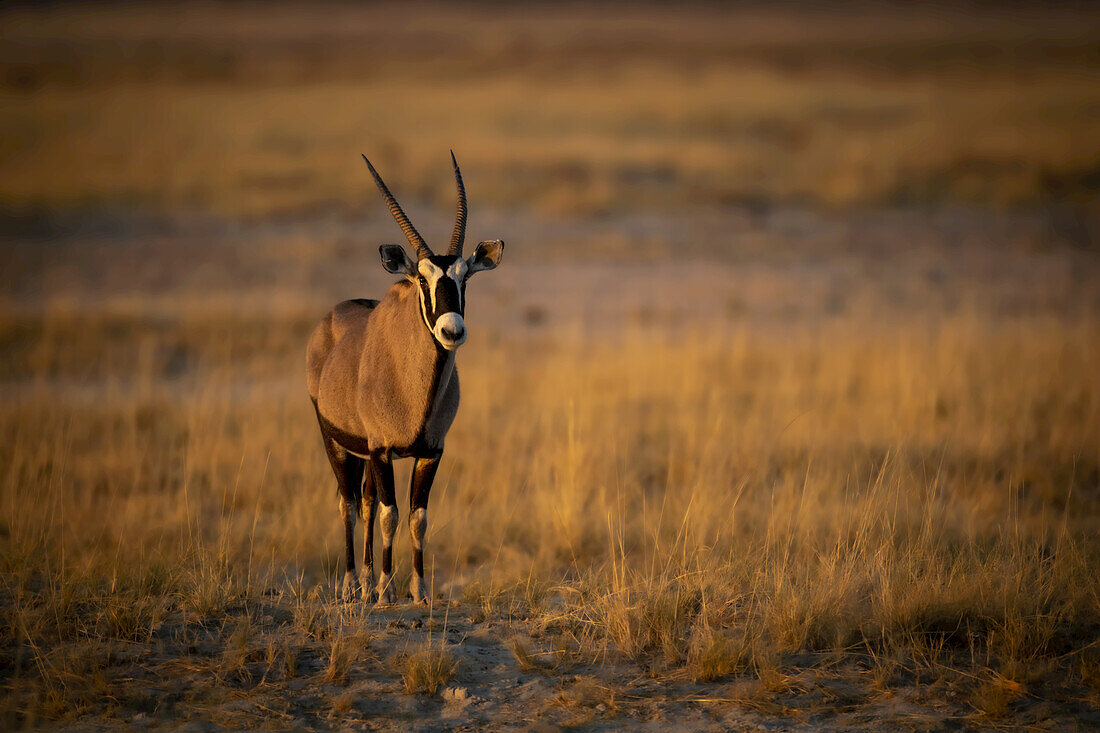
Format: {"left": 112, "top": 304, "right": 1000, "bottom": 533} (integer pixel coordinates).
{"left": 2, "top": 209, "right": 1097, "bottom": 728}
{"left": 2, "top": 2, "right": 1100, "bottom": 730}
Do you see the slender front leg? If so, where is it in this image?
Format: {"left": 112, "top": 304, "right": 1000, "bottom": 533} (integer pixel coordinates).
{"left": 359, "top": 465, "right": 378, "bottom": 603}
{"left": 371, "top": 452, "right": 399, "bottom": 604}
{"left": 408, "top": 454, "right": 441, "bottom": 604}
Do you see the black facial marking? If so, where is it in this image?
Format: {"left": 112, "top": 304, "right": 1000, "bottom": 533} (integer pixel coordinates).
{"left": 418, "top": 254, "right": 466, "bottom": 330}
{"left": 432, "top": 278, "right": 462, "bottom": 320}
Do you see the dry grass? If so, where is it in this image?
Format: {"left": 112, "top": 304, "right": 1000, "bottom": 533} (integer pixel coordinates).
{"left": 553, "top": 676, "right": 619, "bottom": 716}
{"left": 2, "top": 273, "right": 1099, "bottom": 720}
{"left": 690, "top": 632, "right": 753, "bottom": 682}
{"left": 323, "top": 632, "right": 370, "bottom": 685}
{"left": 508, "top": 639, "right": 546, "bottom": 675}
{"left": 1, "top": 280, "right": 1097, "bottom": 723}
{"left": 970, "top": 671, "right": 1027, "bottom": 719}
{"left": 399, "top": 646, "right": 458, "bottom": 696}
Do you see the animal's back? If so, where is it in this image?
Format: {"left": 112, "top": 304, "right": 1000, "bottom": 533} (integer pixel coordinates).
{"left": 306, "top": 298, "right": 378, "bottom": 403}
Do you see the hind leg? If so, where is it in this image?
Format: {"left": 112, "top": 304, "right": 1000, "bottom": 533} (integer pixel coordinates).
{"left": 320, "top": 432, "right": 365, "bottom": 602}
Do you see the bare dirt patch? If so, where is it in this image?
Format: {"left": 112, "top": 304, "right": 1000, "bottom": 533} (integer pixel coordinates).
{"left": 9, "top": 588, "right": 1098, "bottom": 731}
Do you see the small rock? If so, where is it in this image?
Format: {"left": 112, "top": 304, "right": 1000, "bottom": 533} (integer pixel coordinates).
{"left": 595, "top": 703, "right": 607, "bottom": 713}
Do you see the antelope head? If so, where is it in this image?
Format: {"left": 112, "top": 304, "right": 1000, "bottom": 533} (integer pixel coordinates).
{"left": 363, "top": 152, "right": 504, "bottom": 351}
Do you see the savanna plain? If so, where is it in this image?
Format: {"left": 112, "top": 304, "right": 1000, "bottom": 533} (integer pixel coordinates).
{"left": 2, "top": 3, "right": 1100, "bottom": 730}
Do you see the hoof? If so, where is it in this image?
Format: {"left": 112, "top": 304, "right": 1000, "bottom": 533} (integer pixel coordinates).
{"left": 410, "top": 577, "right": 428, "bottom": 605}
{"left": 376, "top": 573, "right": 397, "bottom": 605}
{"left": 340, "top": 571, "right": 359, "bottom": 603}
{"left": 360, "top": 572, "right": 377, "bottom": 604}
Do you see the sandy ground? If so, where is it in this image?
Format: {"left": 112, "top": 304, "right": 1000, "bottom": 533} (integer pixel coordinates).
{"left": 31, "top": 589, "right": 1090, "bottom": 733}
{"left": 51, "top": 598, "right": 994, "bottom": 730}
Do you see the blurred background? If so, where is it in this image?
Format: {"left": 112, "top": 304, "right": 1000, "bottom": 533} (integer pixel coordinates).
{"left": 2, "top": 1, "right": 1098, "bottom": 321}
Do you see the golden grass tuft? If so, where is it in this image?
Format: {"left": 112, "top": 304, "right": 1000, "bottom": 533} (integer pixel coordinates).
{"left": 219, "top": 613, "right": 257, "bottom": 684}
{"left": 265, "top": 636, "right": 300, "bottom": 680}
{"left": 400, "top": 647, "right": 459, "bottom": 696}
{"left": 970, "top": 672, "right": 1027, "bottom": 719}
{"left": 323, "top": 632, "right": 371, "bottom": 685}
{"left": 690, "top": 632, "right": 753, "bottom": 682}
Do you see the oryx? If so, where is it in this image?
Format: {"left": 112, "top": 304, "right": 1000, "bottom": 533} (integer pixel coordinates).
{"left": 307, "top": 152, "right": 504, "bottom": 603}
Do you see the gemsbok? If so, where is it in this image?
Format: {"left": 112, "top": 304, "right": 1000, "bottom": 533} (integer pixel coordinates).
{"left": 307, "top": 153, "right": 504, "bottom": 604}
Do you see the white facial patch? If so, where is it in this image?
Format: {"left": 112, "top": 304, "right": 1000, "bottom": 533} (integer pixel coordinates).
{"left": 434, "top": 312, "right": 466, "bottom": 350}
{"left": 417, "top": 259, "right": 445, "bottom": 314}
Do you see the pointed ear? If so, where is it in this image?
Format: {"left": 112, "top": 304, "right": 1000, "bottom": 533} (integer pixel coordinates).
{"left": 467, "top": 239, "right": 504, "bottom": 275}
{"left": 379, "top": 244, "right": 415, "bottom": 276}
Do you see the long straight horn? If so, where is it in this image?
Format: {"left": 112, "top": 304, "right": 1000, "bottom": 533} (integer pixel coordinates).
{"left": 447, "top": 150, "right": 467, "bottom": 257}
{"left": 362, "top": 154, "right": 432, "bottom": 260}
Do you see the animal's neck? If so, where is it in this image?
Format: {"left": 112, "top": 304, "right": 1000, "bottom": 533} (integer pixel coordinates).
{"left": 428, "top": 351, "right": 456, "bottom": 421}
{"left": 397, "top": 283, "right": 453, "bottom": 425}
